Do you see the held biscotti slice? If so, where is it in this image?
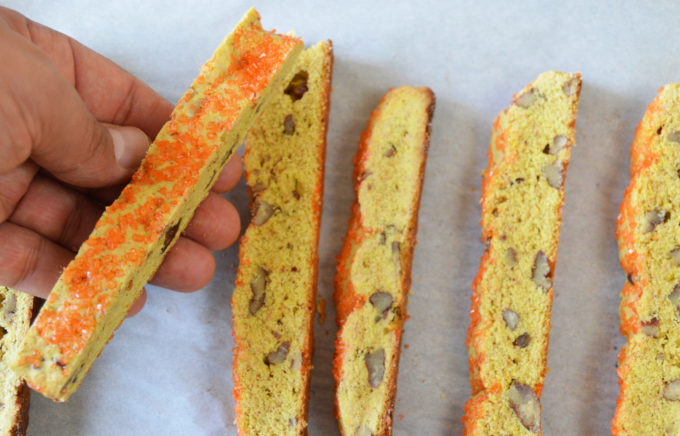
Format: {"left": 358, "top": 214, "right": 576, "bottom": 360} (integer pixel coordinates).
{"left": 613, "top": 84, "right": 680, "bottom": 435}
{"left": 463, "top": 71, "right": 581, "bottom": 435}
{"left": 232, "top": 40, "right": 333, "bottom": 436}
{"left": 0, "top": 287, "right": 34, "bottom": 435}
{"left": 10, "top": 8, "right": 303, "bottom": 401}
{"left": 333, "top": 86, "right": 435, "bottom": 436}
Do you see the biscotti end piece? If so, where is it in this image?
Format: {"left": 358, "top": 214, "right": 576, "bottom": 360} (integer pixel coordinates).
{"left": 0, "top": 288, "right": 34, "bottom": 436}
{"left": 613, "top": 84, "right": 680, "bottom": 435}
{"left": 10, "top": 8, "right": 303, "bottom": 401}
{"left": 464, "top": 71, "right": 581, "bottom": 435}
{"left": 334, "top": 86, "right": 435, "bottom": 436}
{"left": 232, "top": 40, "right": 333, "bottom": 436}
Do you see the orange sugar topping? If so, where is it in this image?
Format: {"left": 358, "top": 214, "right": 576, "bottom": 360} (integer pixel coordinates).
{"left": 34, "top": 21, "right": 300, "bottom": 363}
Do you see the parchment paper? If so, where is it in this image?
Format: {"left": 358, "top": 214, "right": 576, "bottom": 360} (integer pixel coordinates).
{"left": 4, "top": 1, "right": 680, "bottom": 434}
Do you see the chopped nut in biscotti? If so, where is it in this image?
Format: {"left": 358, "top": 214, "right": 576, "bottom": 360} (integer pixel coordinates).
{"left": 365, "top": 349, "right": 385, "bottom": 388}
{"left": 669, "top": 285, "right": 680, "bottom": 305}
{"left": 642, "top": 209, "right": 668, "bottom": 233}
{"left": 515, "top": 88, "right": 536, "bottom": 108}
{"left": 290, "top": 351, "right": 302, "bottom": 371}
{"left": 392, "top": 241, "right": 401, "bottom": 276}
{"left": 385, "top": 144, "right": 397, "bottom": 157}
{"left": 1, "top": 293, "right": 17, "bottom": 324}
{"left": 505, "top": 248, "right": 517, "bottom": 266}
{"left": 283, "top": 114, "right": 295, "bottom": 135}
{"left": 641, "top": 317, "right": 659, "bottom": 337}
{"left": 266, "top": 341, "right": 290, "bottom": 365}
{"left": 369, "top": 291, "right": 393, "bottom": 319}
{"left": 542, "top": 160, "right": 563, "bottom": 188}
{"left": 671, "top": 285, "right": 680, "bottom": 319}
{"left": 664, "top": 380, "right": 680, "bottom": 401}
{"left": 252, "top": 199, "right": 275, "bottom": 225}
{"left": 549, "top": 135, "right": 568, "bottom": 155}
{"left": 508, "top": 381, "right": 540, "bottom": 433}
{"left": 249, "top": 266, "right": 268, "bottom": 315}
{"left": 562, "top": 77, "right": 580, "bottom": 96}
{"left": 532, "top": 251, "right": 552, "bottom": 292}
{"left": 670, "top": 247, "right": 680, "bottom": 266}
{"left": 668, "top": 131, "right": 680, "bottom": 143}
{"left": 356, "top": 425, "right": 372, "bottom": 436}
{"left": 503, "top": 309, "right": 520, "bottom": 331}
{"left": 284, "top": 71, "right": 309, "bottom": 101}
{"left": 162, "top": 221, "right": 181, "bottom": 253}
{"left": 513, "top": 333, "right": 531, "bottom": 348}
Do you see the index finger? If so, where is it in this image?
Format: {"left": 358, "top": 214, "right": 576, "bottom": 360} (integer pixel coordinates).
{"left": 2, "top": 7, "right": 174, "bottom": 138}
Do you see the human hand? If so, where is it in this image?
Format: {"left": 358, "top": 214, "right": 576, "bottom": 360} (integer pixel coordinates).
{"left": 0, "top": 7, "right": 242, "bottom": 316}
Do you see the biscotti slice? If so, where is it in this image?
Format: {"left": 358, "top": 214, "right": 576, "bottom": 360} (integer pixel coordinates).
{"left": 0, "top": 288, "right": 33, "bottom": 435}
{"left": 10, "top": 8, "right": 303, "bottom": 401}
{"left": 333, "top": 86, "right": 435, "bottom": 436}
{"left": 463, "top": 71, "right": 581, "bottom": 435}
{"left": 612, "top": 84, "right": 680, "bottom": 435}
{"left": 232, "top": 40, "right": 333, "bottom": 436}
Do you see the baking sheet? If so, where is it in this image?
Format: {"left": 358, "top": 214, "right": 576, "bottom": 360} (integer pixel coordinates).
{"left": 5, "top": 0, "right": 680, "bottom": 434}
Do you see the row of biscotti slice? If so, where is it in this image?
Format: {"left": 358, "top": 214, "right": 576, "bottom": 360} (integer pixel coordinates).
{"left": 9, "top": 8, "right": 303, "bottom": 401}
{"left": 612, "top": 84, "right": 680, "bottom": 435}
{"left": 231, "top": 41, "right": 333, "bottom": 436}
{"left": 463, "top": 71, "right": 582, "bottom": 435}
{"left": 0, "top": 287, "right": 34, "bottom": 435}
{"left": 333, "top": 86, "right": 435, "bottom": 436}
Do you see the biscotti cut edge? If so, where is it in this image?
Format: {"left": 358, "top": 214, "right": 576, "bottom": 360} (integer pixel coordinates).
{"left": 0, "top": 287, "right": 35, "bottom": 435}
{"left": 232, "top": 40, "right": 333, "bottom": 436}
{"left": 612, "top": 84, "right": 680, "bottom": 435}
{"left": 333, "top": 86, "right": 435, "bottom": 436}
{"left": 463, "top": 71, "right": 581, "bottom": 435}
{"left": 10, "top": 8, "right": 303, "bottom": 401}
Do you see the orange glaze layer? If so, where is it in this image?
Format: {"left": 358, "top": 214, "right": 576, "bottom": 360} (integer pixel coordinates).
{"left": 611, "top": 88, "right": 666, "bottom": 433}
{"left": 332, "top": 95, "right": 385, "bottom": 398}
{"left": 615, "top": 90, "right": 663, "bottom": 337}
{"left": 34, "top": 16, "right": 300, "bottom": 363}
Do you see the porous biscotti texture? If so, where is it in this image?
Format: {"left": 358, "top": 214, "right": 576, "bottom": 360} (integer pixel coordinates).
{"left": 613, "top": 84, "right": 680, "bottom": 435}
{"left": 333, "top": 86, "right": 435, "bottom": 436}
{"left": 0, "top": 287, "right": 33, "bottom": 436}
{"left": 463, "top": 71, "right": 581, "bottom": 435}
{"left": 10, "top": 8, "right": 302, "bottom": 401}
{"left": 232, "top": 40, "right": 333, "bottom": 436}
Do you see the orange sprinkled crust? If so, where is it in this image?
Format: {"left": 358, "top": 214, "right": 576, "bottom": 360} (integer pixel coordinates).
{"left": 463, "top": 72, "right": 581, "bottom": 435}
{"left": 612, "top": 85, "right": 680, "bottom": 435}
{"left": 10, "top": 8, "right": 302, "bottom": 401}
{"left": 231, "top": 41, "right": 333, "bottom": 436}
{"left": 333, "top": 86, "right": 435, "bottom": 436}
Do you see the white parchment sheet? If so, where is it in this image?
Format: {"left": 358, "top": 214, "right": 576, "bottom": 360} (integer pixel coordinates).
{"left": 4, "top": 0, "right": 680, "bottom": 434}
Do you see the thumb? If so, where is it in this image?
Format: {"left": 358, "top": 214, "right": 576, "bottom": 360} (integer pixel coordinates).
{"left": 0, "top": 29, "right": 150, "bottom": 187}
{"left": 32, "top": 80, "right": 151, "bottom": 187}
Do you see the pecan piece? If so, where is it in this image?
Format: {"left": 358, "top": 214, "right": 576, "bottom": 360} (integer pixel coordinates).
{"left": 641, "top": 209, "right": 668, "bottom": 234}
{"left": 508, "top": 381, "right": 540, "bottom": 433}
{"left": 503, "top": 309, "right": 520, "bottom": 331}
{"left": 284, "top": 71, "right": 309, "bottom": 101}
{"left": 249, "top": 267, "right": 268, "bottom": 315}
{"left": 365, "top": 349, "right": 385, "bottom": 388}
{"left": 532, "top": 251, "right": 552, "bottom": 292}
{"left": 265, "top": 341, "right": 290, "bottom": 365}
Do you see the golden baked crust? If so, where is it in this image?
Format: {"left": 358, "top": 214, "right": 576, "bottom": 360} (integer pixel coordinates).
{"left": 464, "top": 71, "right": 581, "bottom": 435}
{"left": 232, "top": 40, "right": 333, "bottom": 436}
{"left": 10, "top": 8, "right": 303, "bottom": 401}
{"left": 0, "top": 287, "right": 35, "bottom": 435}
{"left": 613, "top": 84, "right": 680, "bottom": 435}
{"left": 333, "top": 86, "right": 435, "bottom": 436}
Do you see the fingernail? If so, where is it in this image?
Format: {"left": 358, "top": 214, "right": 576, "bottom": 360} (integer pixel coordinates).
{"left": 109, "top": 125, "right": 150, "bottom": 170}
